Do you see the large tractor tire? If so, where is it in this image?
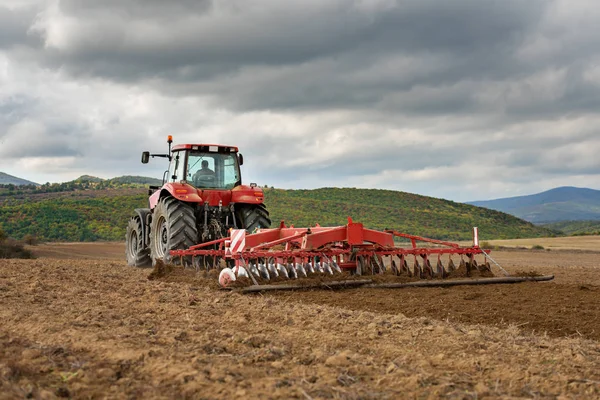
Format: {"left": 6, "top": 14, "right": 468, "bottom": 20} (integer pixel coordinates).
{"left": 150, "top": 197, "right": 198, "bottom": 266}
{"left": 125, "top": 217, "right": 151, "bottom": 267}
{"left": 238, "top": 204, "right": 271, "bottom": 232}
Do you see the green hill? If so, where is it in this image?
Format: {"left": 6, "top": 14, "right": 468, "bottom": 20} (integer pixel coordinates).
{"left": 74, "top": 175, "right": 104, "bottom": 183}
{"left": 265, "top": 188, "right": 555, "bottom": 241}
{"left": 0, "top": 186, "right": 555, "bottom": 242}
{"left": 109, "top": 175, "right": 163, "bottom": 186}
{"left": 541, "top": 220, "right": 600, "bottom": 236}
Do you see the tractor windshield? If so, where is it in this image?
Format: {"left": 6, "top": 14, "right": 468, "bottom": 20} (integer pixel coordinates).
{"left": 187, "top": 151, "right": 240, "bottom": 189}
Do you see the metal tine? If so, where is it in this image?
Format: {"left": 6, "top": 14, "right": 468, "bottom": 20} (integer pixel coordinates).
{"left": 241, "top": 258, "right": 259, "bottom": 285}
{"left": 305, "top": 262, "right": 315, "bottom": 274}
{"left": 287, "top": 263, "right": 298, "bottom": 279}
{"left": 391, "top": 259, "right": 399, "bottom": 275}
{"left": 258, "top": 263, "right": 270, "bottom": 280}
{"left": 236, "top": 265, "right": 250, "bottom": 279}
{"left": 373, "top": 256, "right": 382, "bottom": 274}
{"left": 295, "top": 263, "right": 308, "bottom": 278}
{"left": 316, "top": 261, "right": 325, "bottom": 274}
{"left": 323, "top": 262, "right": 334, "bottom": 275}
{"left": 331, "top": 260, "right": 342, "bottom": 274}
{"left": 249, "top": 262, "right": 260, "bottom": 278}
{"left": 422, "top": 256, "right": 434, "bottom": 279}
{"left": 467, "top": 255, "right": 478, "bottom": 275}
{"left": 322, "top": 255, "right": 342, "bottom": 274}
{"left": 459, "top": 255, "right": 471, "bottom": 276}
{"left": 368, "top": 256, "right": 377, "bottom": 274}
{"left": 277, "top": 263, "right": 289, "bottom": 279}
{"left": 403, "top": 257, "right": 412, "bottom": 277}
{"left": 398, "top": 255, "right": 411, "bottom": 277}
{"left": 413, "top": 256, "right": 422, "bottom": 278}
{"left": 479, "top": 255, "right": 492, "bottom": 273}
{"left": 267, "top": 262, "right": 279, "bottom": 278}
{"left": 355, "top": 256, "right": 363, "bottom": 276}
{"left": 447, "top": 257, "right": 456, "bottom": 272}
{"left": 376, "top": 255, "right": 386, "bottom": 274}
{"left": 436, "top": 258, "right": 446, "bottom": 279}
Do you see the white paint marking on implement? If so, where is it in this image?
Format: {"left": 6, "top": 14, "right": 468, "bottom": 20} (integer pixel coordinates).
{"left": 230, "top": 229, "right": 246, "bottom": 255}
{"left": 473, "top": 227, "right": 479, "bottom": 247}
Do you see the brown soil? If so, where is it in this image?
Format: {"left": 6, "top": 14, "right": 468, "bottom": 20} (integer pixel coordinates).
{"left": 27, "top": 242, "right": 125, "bottom": 260}
{"left": 1, "top": 243, "right": 600, "bottom": 398}
{"left": 271, "top": 283, "right": 600, "bottom": 340}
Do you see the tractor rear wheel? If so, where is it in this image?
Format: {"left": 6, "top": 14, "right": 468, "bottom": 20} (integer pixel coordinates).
{"left": 238, "top": 204, "right": 271, "bottom": 232}
{"left": 125, "top": 217, "right": 151, "bottom": 267}
{"left": 150, "top": 197, "right": 198, "bottom": 266}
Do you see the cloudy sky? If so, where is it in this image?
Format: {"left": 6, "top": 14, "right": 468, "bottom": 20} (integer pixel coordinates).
{"left": 1, "top": 0, "right": 599, "bottom": 201}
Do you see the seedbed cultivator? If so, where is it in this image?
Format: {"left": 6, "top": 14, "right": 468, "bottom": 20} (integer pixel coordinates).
{"left": 170, "top": 218, "right": 554, "bottom": 292}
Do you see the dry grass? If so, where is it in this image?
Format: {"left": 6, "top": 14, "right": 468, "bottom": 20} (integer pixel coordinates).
{"left": 460, "top": 235, "right": 600, "bottom": 251}
{"left": 480, "top": 235, "right": 600, "bottom": 251}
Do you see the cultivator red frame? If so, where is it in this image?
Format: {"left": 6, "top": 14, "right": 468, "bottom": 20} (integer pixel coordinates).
{"left": 170, "top": 218, "right": 554, "bottom": 291}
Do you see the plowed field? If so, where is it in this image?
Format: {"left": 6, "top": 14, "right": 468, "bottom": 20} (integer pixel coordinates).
{"left": 1, "top": 241, "right": 600, "bottom": 399}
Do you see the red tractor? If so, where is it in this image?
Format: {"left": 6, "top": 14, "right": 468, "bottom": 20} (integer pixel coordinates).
{"left": 125, "top": 136, "right": 271, "bottom": 267}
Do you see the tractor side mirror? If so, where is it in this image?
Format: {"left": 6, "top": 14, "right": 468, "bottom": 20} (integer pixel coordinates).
{"left": 141, "top": 151, "right": 150, "bottom": 164}
{"left": 238, "top": 153, "right": 244, "bottom": 166}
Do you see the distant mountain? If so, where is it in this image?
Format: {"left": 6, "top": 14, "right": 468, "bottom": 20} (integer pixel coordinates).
{"left": 468, "top": 187, "right": 600, "bottom": 223}
{"left": 0, "top": 172, "right": 38, "bottom": 186}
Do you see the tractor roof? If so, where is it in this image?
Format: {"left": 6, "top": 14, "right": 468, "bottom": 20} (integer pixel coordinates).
{"left": 172, "top": 144, "right": 239, "bottom": 152}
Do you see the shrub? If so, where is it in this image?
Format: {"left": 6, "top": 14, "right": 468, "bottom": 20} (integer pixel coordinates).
{"left": 23, "top": 234, "right": 39, "bottom": 246}
{"left": 479, "top": 241, "right": 498, "bottom": 250}
{"left": 0, "top": 239, "right": 34, "bottom": 259}
{"left": 531, "top": 244, "right": 545, "bottom": 250}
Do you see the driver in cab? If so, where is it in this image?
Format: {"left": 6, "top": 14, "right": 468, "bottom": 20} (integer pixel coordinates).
{"left": 193, "top": 160, "right": 214, "bottom": 186}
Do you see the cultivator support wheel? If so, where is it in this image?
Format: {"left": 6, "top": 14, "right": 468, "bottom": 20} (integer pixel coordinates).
{"left": 169, "top": 218, "right": 552, "bottom": 291}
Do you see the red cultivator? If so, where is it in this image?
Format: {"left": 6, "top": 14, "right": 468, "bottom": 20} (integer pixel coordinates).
{"left": 170, "top": 217, "right": 554, "bottom": 291}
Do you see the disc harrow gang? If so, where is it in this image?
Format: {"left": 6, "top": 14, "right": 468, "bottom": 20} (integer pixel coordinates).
{"left": 169, "top": 217, "right": 555, "bottom": 291}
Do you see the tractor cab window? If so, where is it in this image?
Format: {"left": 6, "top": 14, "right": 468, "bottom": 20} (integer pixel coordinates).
{"left": 168, "top": 151, "right": 185, "bottom": 183}
{"left": 187, "top": 151, "right": 240, "bottom": 189}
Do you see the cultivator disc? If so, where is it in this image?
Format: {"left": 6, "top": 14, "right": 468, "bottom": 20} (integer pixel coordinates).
{"left": 167, "top": 217, "right": 545, "bottom": 291}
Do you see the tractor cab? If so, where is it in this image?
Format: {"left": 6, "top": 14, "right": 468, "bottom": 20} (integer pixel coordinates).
{"left": 168, "top": 144, "right": 243, "bottom": 190}
{"left": 142, "top": 139, "right": 244, "bottom": 190}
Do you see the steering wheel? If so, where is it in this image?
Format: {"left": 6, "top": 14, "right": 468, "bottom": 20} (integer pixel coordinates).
{"left": 193, "top": 174, "right": 215, "bottom": 187}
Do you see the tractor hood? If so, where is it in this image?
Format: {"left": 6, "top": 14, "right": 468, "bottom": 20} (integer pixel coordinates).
{"left": 149, "top": 182, "right": 264, "bottom": 209}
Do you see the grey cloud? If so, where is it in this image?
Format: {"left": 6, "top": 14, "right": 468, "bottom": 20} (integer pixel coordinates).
{"left": 0, "top": 5, "right": 40, "bottom": 48}
{"left": 0, "top": 94, "right": 38, "bottom": 125}
{"left": 1, "top": 0, "right": 599, "bottom": 201}
{"left": 28, "top": 1, "right": 545, "bottom": 79}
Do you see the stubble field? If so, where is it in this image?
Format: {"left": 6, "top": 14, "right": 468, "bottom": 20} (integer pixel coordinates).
{"left": 1, "top": 238, "right": 600, "bottom": 399}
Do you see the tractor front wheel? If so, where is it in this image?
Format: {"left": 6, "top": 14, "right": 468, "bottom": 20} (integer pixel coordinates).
{"left": 238, "top": 204, "right": 271, "bottom": 232}
{"left": 149, "top": 197, "right": 198, "bottom": 266}
{"left": 125, "top": 217, "right": 151, "bottom": 267}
